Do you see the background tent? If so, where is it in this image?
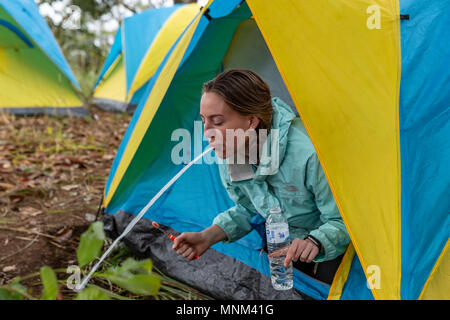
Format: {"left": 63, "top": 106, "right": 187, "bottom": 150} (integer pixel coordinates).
{"left": 91, "top": 3, "right": 199, "bottom": 113}
{"left": 0, "top": 0, "right": 86, "bottom": 116}
{"left": 101, "top": 0, "right": 449, "bottom": 300}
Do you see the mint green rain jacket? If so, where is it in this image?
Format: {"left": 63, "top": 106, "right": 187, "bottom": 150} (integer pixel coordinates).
{"left": 212, "top": 97, "right": 351, "bottom": 262}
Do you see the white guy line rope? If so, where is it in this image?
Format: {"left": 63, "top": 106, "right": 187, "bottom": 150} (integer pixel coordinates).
{"left": 76, "top": 147, "right": 213, "bottom": 292}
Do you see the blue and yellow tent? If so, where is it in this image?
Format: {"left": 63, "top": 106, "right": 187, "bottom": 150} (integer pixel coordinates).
{"left": 0, "top": 0, "right": 86, "bottom": 116}
{"left": 101, "top": 0, "right": 449, "bottom": 299}
{"left": 91, "top": 3, "right": 199, "bottom": 113}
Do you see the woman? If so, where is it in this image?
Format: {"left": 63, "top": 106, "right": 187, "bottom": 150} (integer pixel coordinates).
{"left": 172, "top": 69, "right": 350, "bottom": 284}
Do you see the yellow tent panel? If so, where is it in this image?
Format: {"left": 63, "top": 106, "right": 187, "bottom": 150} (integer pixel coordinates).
{"left": 247, "top": 0, "right": 402, "bottom": 299}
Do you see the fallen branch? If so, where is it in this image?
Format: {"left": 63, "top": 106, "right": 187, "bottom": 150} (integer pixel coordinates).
{"left": 0, "top": 226, "right": 77, "bottom": 245}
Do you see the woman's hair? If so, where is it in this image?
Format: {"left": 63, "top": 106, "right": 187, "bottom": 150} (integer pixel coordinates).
{"left": 202, "top": 69, "right": 273, "bottom": 130}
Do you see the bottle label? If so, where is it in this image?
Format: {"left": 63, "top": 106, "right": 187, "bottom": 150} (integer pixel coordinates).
{"left": 266, "top": 223, "right": 290, "bottom": 244}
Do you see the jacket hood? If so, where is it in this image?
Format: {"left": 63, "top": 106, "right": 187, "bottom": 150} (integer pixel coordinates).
{"left": 270, "top": 97, "right": 297, "bottom": 154}
{"left": 224, "top": 97, "right": 297, "bottom": 182}
{"left": 252, "top": 97, "right": 297, "bottom": 180}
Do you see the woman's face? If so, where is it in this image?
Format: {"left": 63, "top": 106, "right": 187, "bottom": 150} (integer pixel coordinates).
{"left": 200, "top": 92, "right": 259, "bottom": 159}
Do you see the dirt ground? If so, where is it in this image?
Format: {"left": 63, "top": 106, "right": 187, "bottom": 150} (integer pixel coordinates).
{"left": 0, "top": 108, "right": 132, "bottom": 285}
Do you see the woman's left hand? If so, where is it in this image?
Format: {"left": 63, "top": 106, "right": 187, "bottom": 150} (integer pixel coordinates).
{"left": 269, "top": 238, "right": 320, "bottom": 267}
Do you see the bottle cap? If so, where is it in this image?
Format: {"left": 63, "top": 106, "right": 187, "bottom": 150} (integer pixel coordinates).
{"left": 269, "top": 206, "right": 281, "bottom": 214}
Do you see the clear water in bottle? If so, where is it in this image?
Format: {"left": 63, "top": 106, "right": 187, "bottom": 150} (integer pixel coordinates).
{"left": 266, "top": 207, "right": 293, "bottom": 290}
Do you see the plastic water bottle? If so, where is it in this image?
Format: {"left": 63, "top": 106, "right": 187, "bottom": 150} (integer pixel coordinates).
{"left": 266, "top": 206, "right": 293, "bottom": 290}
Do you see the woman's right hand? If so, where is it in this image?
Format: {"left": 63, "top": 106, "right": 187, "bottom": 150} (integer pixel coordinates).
{"left": 172, "top": 225, "right": 227, "bottom": 260}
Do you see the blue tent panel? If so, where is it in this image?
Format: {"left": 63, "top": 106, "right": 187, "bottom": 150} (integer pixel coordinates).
{"left": 398, "top": 0, "right": 450, "bottom": 299}
{"left": 340, "top": 255, "right": 374, "bottom": 300}
{"left": 208, "top": 0, "right": 244, "bottom": 19}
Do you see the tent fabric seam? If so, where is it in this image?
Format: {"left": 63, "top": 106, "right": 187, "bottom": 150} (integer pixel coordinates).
{"left": 0, "top": 19, "right": 34, "bottom": 48}
{"left": 393, "top": 0, "right": 403, "bottom": 300}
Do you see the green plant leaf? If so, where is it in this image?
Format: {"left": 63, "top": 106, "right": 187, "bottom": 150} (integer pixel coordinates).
{"left": 0, "top": 287, "right": 23, "bottom": 300}
{"left": 108, "top": 257, "right": 153, "bottom": 275}
{"left": 0, "top": 282, "right": 30, "bottom": 300}
{"left": 106, "top": 274, "right": 161, "bottom": 296}
{"left": 77, "top": 221, "right": 105, "bottom": 267}
{"left": 75, "top": 286, "right": 110, "bottom": 300}
{"left": 40, "top": 266, "right": 58, "bottom": 300}
{"left": 102, "top": 257, "right": 160, "bottom": 296}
